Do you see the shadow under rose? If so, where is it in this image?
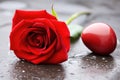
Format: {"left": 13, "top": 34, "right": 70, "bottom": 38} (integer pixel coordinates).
{"left": 10, "top": 60, "right": 65, "bottom": 80}
{"left": 81, "top": 53, "right": 115, "bottom": 73}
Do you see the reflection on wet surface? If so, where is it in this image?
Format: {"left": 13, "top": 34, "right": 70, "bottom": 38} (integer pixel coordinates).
{"left": 11, "top": 61, "right": 65, "bottom": 80}
{"left": 0, "top": 0, "right": 120, "bottom": 80}
{"left": 81, "top": 54, "right": 115, "bottom": 72}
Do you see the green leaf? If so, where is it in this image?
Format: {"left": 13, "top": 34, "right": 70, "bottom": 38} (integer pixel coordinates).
{"left": 68, "top": 24, "right": 83, "bottom": 42}
{"left": 51, "top": 5, "right": 58, "bottom": 18}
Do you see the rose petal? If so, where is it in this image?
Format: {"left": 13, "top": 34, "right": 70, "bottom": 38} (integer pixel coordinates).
{"left": 10, "top": 19, "right": 51, "bottom": 54}
{"left": 32, "top": 22, "right": 51, "bottom": 45}
{"left": 32, "top": 19, "right": 58, "bottom": 45}
{"left": 31, "top": 40, "right": 57, "bottom": 64}
{"left": 27, "top": 33, "right": 44, "bottom": 47}
{"left": 44, "top": 47, "right": 68, "bottom": 64}
{"left": 10, "top": 20, "right": 33, "bottom": 52}
{"left": 10, "top": 16, "right": 70, "bottom": 64}
{"left": 12, "top": 10, "right": 57, "bottom": 28}
{"left": 51, "top": 20, "right": 70, "bottom": 52}
{"left": 14, "top": 50, "right": 38, "bottom": 61}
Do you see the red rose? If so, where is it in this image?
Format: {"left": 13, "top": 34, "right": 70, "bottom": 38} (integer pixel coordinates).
{"left": 10, "top": 10, "right": 70, "bottom": 64}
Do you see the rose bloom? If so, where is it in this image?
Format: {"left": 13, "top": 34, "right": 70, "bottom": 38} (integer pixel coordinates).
{"left": 10, "top": 10, "right": 70, "bottom": 64}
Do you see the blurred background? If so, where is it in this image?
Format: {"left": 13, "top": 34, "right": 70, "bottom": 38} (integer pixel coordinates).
{"left": 0, "top": 0, "right": 120, "bottom": 35}
{"left": 0, "top": 0, "right": 120, "bottom": 80}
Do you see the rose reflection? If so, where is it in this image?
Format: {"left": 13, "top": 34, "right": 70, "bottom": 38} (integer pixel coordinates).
{"left": 10, "top": 60, "right": 65, "bottom": 80}
{"left": 81, "top": 53, "right": 115, "bottom": 73}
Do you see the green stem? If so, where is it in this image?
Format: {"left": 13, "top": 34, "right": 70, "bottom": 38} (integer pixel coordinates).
{"left": 51, "top": 5, "right": 58, "bottom": 18}
{"left": 66, "top": 11, "right": 90, "bottom": 25}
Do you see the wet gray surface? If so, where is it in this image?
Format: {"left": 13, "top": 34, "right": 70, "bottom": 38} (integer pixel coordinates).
{"left": 0, "top": 0, "right": 120, "bottom": 80}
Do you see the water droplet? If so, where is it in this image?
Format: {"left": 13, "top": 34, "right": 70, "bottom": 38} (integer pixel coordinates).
{"left": 57, "top": 69, "right": 61, "bottom": 72}
{"left": 102, "top": 57, "right": 106, "bottom": 60}
{"left": 91, "top": 56, "right": 96, "bottom": 60}
{"left": 22, "top": 70, "right": 25, "bottom": 73}
{"left": 21, "top": 61, "right": 25, "bottom": 64}
{"left": 105, "top": 60, "right": 108, "bottom": 63}
{"left": 86, "top": 58, "right": 89, "bottom": 61}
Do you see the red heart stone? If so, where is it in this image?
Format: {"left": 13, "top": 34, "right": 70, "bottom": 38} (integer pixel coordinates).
{"left": 81, "top": 23, "right": 117, "bottom": 55}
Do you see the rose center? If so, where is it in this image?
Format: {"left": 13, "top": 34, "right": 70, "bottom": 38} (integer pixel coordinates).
{"left": 34, "top": 35, "right": 44, "bottom": 47}
{"left": 27, "top": 31, "right": 46, "bottom": 48}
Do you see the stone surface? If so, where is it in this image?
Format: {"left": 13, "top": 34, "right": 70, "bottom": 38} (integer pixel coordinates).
{"left": 0, "top": 0, "right": 120, "bottom": 80}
